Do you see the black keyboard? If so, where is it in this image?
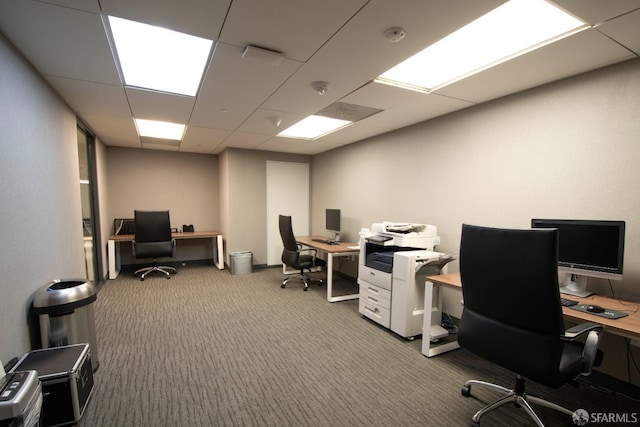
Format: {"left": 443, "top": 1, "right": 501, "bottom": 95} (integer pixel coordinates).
{"left": 560, "top": 297, "right": 578, "bottom": 307}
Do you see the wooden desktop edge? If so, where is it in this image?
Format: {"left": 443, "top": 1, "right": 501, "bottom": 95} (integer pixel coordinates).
{"left": 427, "top": 273, "right": 640, "bottom": 340}
{"left": 296, "top": 235, "right": 360, "bottom": 253}
{"left": 109, "top": 230, "right": 222, "bottom": 241}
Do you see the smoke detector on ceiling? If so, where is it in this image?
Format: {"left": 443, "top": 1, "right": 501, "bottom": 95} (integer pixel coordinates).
{"left": 384, "top": 27, "right": 405, "bottom": 43}
{"left": 311, "top": 81, "right": 330, "bottom": 95}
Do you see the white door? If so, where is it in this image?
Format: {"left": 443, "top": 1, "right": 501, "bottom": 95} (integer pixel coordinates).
{"left": 266, "top": 161, "right": 310, "bottom": 266}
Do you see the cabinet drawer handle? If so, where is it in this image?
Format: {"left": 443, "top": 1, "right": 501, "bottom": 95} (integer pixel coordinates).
{"left": 368, "top": 296, "right": 378, "bottom": 303}
{"left": 364, "top": 306, "right": 380, "bottom": 315}
{"left": 367, "top": 287, "right": 379, "bottom": 294}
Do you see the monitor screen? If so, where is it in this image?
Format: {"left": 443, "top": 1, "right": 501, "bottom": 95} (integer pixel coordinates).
{"left": 326, "top": 209, "right": 341, "bottom": 234}
{"left": 531, "top": 219, "right": 625, "bottom": 280}
{"left": 113, "top": 218, "right": 135, "bottom": 235}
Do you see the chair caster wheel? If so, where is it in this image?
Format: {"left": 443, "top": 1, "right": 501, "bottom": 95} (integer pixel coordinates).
{"left": 303, "top": 287, "right": 308, "bottom": 291}
{"left": 281, "top": 284, "right": 286, "bottom": 288}
{"left": 140, "top": 277, "right": 145, "bottom": 282}
{"left": 461, "top": 385, "right": 471, "bottom": 397}
{"left": 471, "top": 422, "right": 480, "bottom": 427}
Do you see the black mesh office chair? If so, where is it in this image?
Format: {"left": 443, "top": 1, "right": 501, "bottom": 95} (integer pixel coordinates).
{"left": 279, "top": 215, "right": 326, "bottom": 291}
{"left": 458, "top": 224, "right": 602, "bottom": 427}
{"left": 132, "top": 210, "right": 177, "bottom": 281}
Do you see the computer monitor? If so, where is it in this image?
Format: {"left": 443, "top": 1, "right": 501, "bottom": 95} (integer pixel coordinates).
{"left": 325, "top": 209, "right": 341, "bottom": 242}
{"left": 113, "top": 218, "right": 135, "bottom": 235}
{"left": 531, "top": 219, "right": 625, "bottom": 297}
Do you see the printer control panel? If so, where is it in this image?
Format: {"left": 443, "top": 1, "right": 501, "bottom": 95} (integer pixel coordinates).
{"left": 0, "top": 371, "right": 30, "bottom": 401}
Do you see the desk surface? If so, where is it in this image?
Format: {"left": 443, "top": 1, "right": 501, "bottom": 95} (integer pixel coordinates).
{"left": 109, "top": 230, "right": 222, "bottom": 241}
{"left": 296, "top": 235, "right": 360, "bottom": 253}
{"left": 427, "top": 273, "right": 640, "bottom": 340}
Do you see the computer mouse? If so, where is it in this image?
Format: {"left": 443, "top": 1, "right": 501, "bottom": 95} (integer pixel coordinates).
{"left": 586, "top": 305, "right": 605, "bottom": 313}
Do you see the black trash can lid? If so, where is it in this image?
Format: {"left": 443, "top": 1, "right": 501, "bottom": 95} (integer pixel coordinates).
{"left": 33, "top": 279, "right": 96, "bottom": 310}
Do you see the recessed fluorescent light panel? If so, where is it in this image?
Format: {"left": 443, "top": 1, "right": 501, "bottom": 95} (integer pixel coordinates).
{"left": 375, "top": 0, "right": 587, "bottom": 93}
{"left": 108, "top": 16, "right": 213, "bottom": 96}
{"left": 135, "top": 119, "right": 186, "bottom": 140}
{"left": 278, "top": 115, "right": 352, "bottom": 140}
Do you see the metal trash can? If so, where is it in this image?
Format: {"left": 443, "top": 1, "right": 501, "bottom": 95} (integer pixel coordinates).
{"left": 230, "top": 251, "right": 253, "bottom": 274}
{"left": 32, "top": 279, "right": 99, "bottom": 372}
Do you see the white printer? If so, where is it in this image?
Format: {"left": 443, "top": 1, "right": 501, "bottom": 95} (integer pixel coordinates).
{"left": 358, "top": 222, "right": 453, "bottom": 339}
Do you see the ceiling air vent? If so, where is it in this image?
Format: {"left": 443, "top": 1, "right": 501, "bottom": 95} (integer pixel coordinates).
{"left": 316, "top": 102, "right": 382, "bottom": 122}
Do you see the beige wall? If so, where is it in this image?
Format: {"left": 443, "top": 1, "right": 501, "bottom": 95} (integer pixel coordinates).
{"left": 105, "top": 147, "right": 219, "bottom": 263}
{"left": 0, "top": 34, "right": 86, "bottom": 360}
{"left": 106, "top": 147, "right": 219, "bottom": 230}
{"left": 311, "top": 58, "right": 640, "bottom": 384}
{"left": 221, "top": 148, "right": 311, "bottom": 266}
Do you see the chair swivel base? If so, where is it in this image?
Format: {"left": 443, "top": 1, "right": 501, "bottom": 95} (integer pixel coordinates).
{"left": 461, "top": 376, "right": 573, "bottom": 427}
{"left": 281, "top": 273, "right": 323, "bottom": 291}
{"left": 135, "top": 265, "right": 177, "bottom": 281}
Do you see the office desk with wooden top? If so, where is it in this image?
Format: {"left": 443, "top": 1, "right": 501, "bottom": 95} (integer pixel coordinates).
{"left": 296, "top": 236, "right": 360, "bottom": 303}
{"left": 427, "top": 273, "right": 640, "bottom": 340}
{"left": 108, "top": 231, "right": 224, "bottom": 279}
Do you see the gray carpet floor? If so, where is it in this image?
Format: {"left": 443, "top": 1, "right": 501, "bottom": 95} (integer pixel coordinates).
{"left": 80, "top": 265, "right": 637, "bottom": 426}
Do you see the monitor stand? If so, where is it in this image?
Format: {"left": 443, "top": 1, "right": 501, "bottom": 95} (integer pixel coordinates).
{"left": 559, "top": 274, "right": 594, "bottom": 298}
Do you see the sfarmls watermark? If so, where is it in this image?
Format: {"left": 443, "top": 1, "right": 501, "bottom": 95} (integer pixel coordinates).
{"left": 572, "top": 409, "right": 638, "bottom": 425}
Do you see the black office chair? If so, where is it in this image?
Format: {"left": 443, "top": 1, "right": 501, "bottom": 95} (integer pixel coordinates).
{"left": 279, "top": 215, "right": 326, "bottom": 291}
{"left": 458, "top": 224, "right": 602, "bottom": 427}
{"left": 132, "top": 210, "right": 177, "bottom": 281}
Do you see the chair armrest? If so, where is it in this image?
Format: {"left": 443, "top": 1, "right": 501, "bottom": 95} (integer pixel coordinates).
{"left": 562, "top": 322, "right": 603, "bottom": 376}
{"left": 562, "top": 322, "right": 602, "bottom": 341}
{"left": 300, "top": 248, "right": 322, "bottom": 266}
{"left": 300, "top": 248, "right": 319, "bottom": 257}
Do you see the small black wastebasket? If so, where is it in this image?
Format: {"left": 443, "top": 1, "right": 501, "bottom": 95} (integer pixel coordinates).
{"left": 32, "top": 279, "right": 99, "bottom": 372}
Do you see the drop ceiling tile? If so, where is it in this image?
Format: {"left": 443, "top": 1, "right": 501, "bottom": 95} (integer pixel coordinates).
{"left": 126, "top": 88, "right": 196, "bottom": 124}
{"left": 190, "top": 42, "right": 302, "bottom": 130}
{"left": 224, "top": 132, "right": 272, "bottom": 149}
{"left": 100, "top": 0, "right": 230, "bottom": 40}
{"left": 47, "top": 76, "right": 129, "bottom": 116}
{"left": 181, "top": 126, "right": 231, "bottom": 153}
{"left": 552, "top": 0, "right": 640, "bottom": 24}
{"left": 219, "top": 0, "right": 367, "bottom": 62}
{"left": 0, "top": 0, "right": 120, "bottom": 85}
{"left": 596, "top": 8, "right": 640, "bottom": 55}
{"left": 35, "top": 0, "right": 100, "bottom": 13}
{"left": 236, "top": 109, "right": 304, "bottom": 135}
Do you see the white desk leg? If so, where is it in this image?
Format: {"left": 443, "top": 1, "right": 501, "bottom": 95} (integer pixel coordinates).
{"left": 215, "top": 235, "right": 224, "bottom": 269}
{"left": 108, "top": 239, "right": 120, "bottom": 279}
{"left": 326, "top": 253, "right": 334, "bottom": 302}
{"left": 421, "top": 281, "right": 460, "bottom": 357}
{"left": 327, "top": 252, "right": 360, "bottom": 303}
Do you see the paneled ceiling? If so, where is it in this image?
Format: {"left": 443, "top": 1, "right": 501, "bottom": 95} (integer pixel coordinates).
{"left": 1, "top": 0, "right": 638, "bottom": 155}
